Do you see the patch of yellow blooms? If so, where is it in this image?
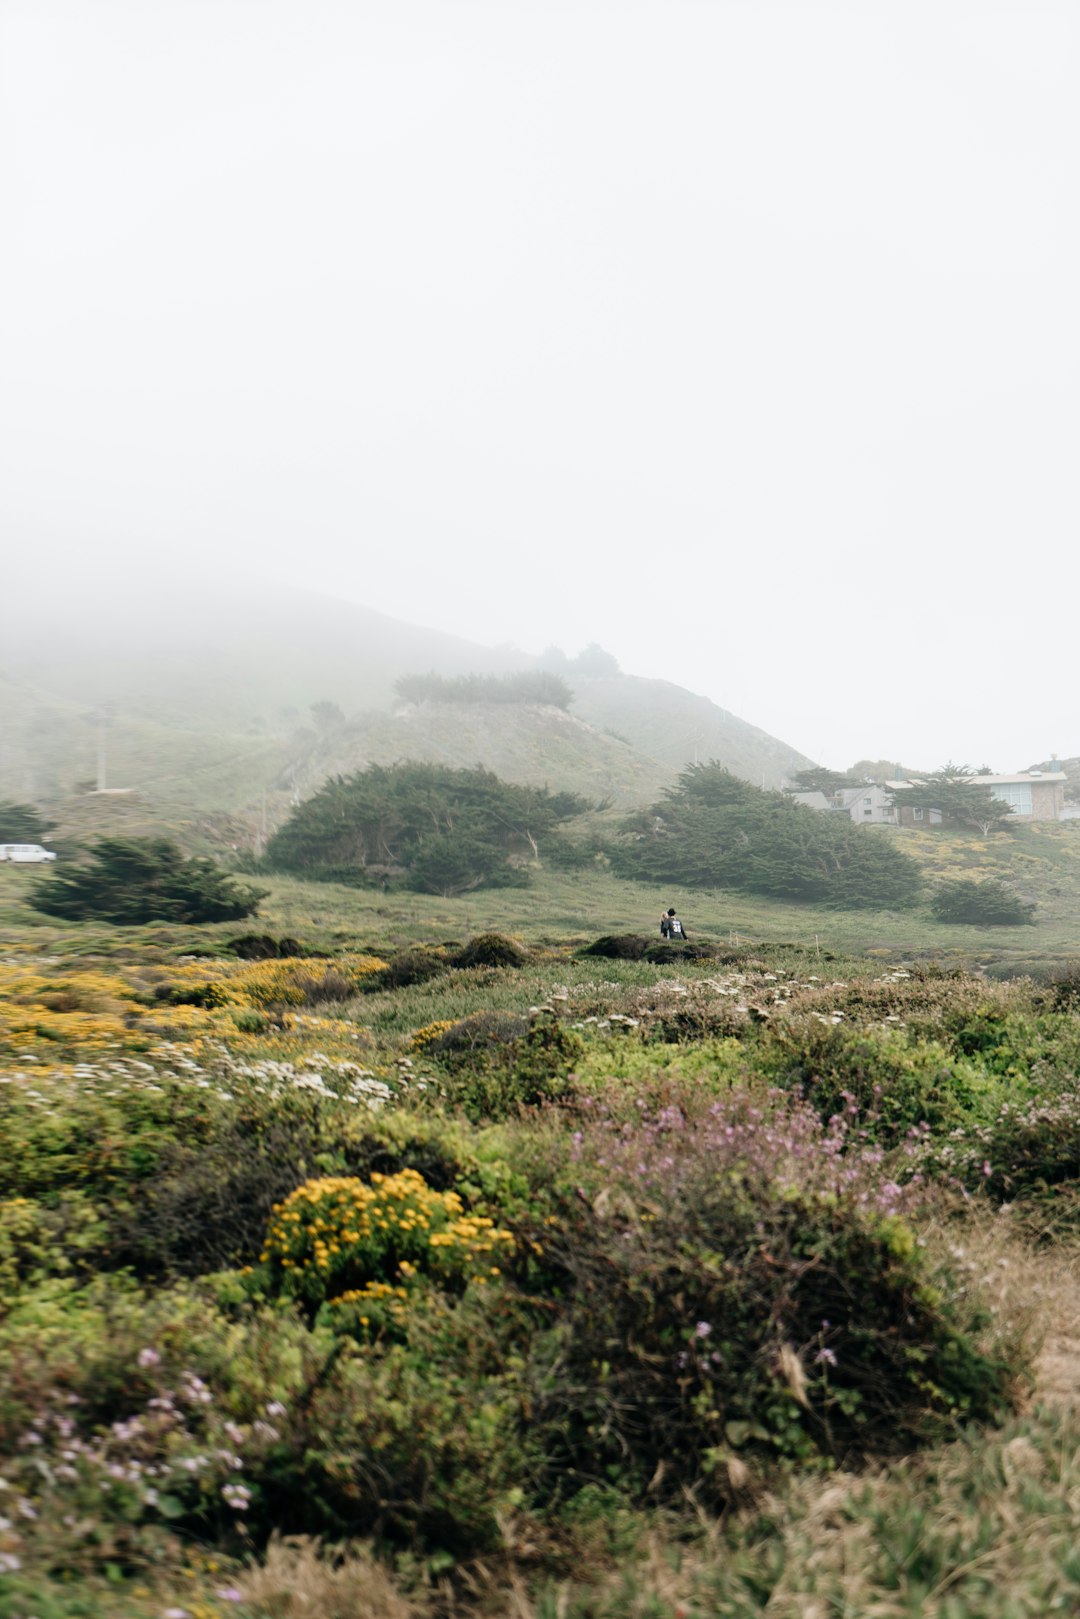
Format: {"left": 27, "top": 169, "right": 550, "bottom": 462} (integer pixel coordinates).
{"left": 262, "top": 1168, "right": 514, "bottom": 1296}
{"left": 409, "top": 1019, "right": 459, "bottom": 1053}
{"left": 0, "top": 954, "right": 386, "bottom": 1057}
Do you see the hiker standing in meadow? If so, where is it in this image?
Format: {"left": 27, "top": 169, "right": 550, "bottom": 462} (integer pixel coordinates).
{"left": 665, "top": 907, "right": 687, "bottom": 942}
{"left": 659, "top": 909, "right": 671, "bottom": 939}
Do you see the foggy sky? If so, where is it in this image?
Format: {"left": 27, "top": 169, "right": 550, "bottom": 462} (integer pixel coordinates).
{"left": 2, "top": 2, "right": 1077, "bottom": 772}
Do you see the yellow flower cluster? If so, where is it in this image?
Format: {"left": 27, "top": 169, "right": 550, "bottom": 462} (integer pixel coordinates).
{"left": 330, "top": 1279, "right": 411, "bottom": 1325}
{"left": 262, "top": 1168, "right": 514, "bottom": 1299}
{"left": 0, "top": 955, "right": 385, "bottom": 1059}
{"left": 409, "top": 1019, "right": 458, "bottom": 1053}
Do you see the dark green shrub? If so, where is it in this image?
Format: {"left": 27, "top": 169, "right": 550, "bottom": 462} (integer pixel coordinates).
{"left": 426, "top": 1011, "right": 532, "bottom": 1060}
{"left": 643, "top": 939, "right": 718, "bottom": 964}
{"left": 580, "top": 934, "right": 651, "bottom": 960}
{"left": 451, "top": 932, "right": 528, "bottom": 969}
{"left": 528, "top": 1093, "right": 1015, "bottom": 1501}
{"left": 930, "top": 879, "right": 1036, "bottom": 926}
{"left": 579, "top": 934, "right": 650, "bottom": 960}
{"left": 371, "top": 947, "right": 449, "bottom": 989}
{"left": 229, "top": 933, "right": 281, "bottom": 960}
{"left": 107, "top": 1106, "right": 331, "bottom": 1277}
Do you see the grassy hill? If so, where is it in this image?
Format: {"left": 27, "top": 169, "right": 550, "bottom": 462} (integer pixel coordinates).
{"left": 0, "top": 583, "right": 812, "bottom": 835}
{"left": 572, "top": 670, "right": 813, "bottom": 786}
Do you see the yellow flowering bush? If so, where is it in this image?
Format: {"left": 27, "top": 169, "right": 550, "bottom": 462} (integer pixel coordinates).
{"left": 409, "top": 1019, "right": 459, "bottom": 1053}
{"left": 236, "top": 955, "right": 387, "bottom": 1007}
{"left": 262, "top": 1168, "right": 514, "bottom": 1303}
{"left": 159, "top": 955, "right": 388, "bottom": 1010}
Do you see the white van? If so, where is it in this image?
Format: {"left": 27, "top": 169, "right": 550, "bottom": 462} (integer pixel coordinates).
{"left": 0, "top": 844, "right": 57, "bottom": 863}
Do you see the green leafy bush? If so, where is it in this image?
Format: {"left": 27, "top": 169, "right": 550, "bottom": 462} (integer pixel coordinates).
{"left": 423, "top": 1012, "right": 582, "bottom": 1121}
{"left": 930, "top": 878, "right": 1036, "bottom": 926}
{"left": 755, "top": 1020, "right": 995, "bottom": 1143}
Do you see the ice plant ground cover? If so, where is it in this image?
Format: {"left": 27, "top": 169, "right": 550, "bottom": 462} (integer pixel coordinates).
{"left": 0, "top": 925, "right": 1079, "bottom": 1616}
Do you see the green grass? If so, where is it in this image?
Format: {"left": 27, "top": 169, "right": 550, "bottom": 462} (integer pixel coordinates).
{"left": 6, "top": 825, "right": 1080, "bottom": 974}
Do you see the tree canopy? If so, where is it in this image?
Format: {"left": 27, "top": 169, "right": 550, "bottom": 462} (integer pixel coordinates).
{"left": 787, "top": 767, "right": 856, "bottom": 797}
{"left": 614, "top": 762, "right": 919, "bottom": 910}
{"left": 393, "top": 671, "right": 573, "bottom": 710}
{"left": 30, "top": 838, "right": 266, "bottom": 925}
{"left": 0, "top": 800, "right": 54, "bottom": 843}
{"left": 264, "top": 762, "right": 589, "bottom": 896}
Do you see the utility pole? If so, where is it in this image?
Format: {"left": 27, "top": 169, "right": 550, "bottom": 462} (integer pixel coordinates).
{"left": 97, "top": 708, "right": 109, "bottom": 792}
{"left": 254, "top": 791, "right": 268, "bottom": 858}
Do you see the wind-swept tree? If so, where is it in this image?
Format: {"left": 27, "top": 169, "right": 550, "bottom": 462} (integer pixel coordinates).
{"left": 787, "top": 767, "right": 855, "bottom": 797}
{"left": 31, "top": 839, "right": 265, "bottom": 925}
{"left": 0, "top": 801, "right": 54, "bottom": 842}
{"left": 264, "top": 762, "right": 589, "bottom": 896}
{"left": 614, "top": 762, "right": 919, "bottom": 909}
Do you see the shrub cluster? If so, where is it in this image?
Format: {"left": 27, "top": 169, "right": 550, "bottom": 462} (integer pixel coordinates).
{"left": 530, "top": 1089, "right": 1014, "bottom": 1496}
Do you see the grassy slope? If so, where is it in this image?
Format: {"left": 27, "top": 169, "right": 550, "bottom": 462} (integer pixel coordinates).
{"left": 572, "top": 670, "right": 814, "bottom": 787}
{"left": 5, "top": 818, "right": 1080, "bottom": 972}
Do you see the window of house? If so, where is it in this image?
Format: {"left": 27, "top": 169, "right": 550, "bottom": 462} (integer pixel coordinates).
{"left": 863, "top": 797, "right": 872, "bottom": 805}
{"left": 913, "top": 808, "right": 924, "bottom": 821}
{"left": 864, "top": 806, "right": 873, "bottom": 815}
{"left": 991, "top": 784, "right": 1032, "bottom": 815}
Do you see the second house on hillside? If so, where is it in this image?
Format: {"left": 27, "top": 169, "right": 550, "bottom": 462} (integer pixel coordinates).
{"left": 890, "top": 771, "right": 1067, "bottom": 826}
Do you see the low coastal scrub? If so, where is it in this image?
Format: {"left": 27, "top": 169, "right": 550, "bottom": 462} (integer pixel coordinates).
{"left": 0, "top": 932, "right": 1077, "bottom": 1614}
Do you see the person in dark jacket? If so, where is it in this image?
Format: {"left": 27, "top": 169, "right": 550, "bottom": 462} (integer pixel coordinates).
{"left": 665, "top": 907, "right": 687, "bottom": 941}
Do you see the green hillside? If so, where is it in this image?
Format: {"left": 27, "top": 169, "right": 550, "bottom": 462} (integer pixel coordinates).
{"left": 1, "top": 583, "right": 813, "bottom": 839}
{"left": 572, "top": 670, "right": 814, "bottom": 786}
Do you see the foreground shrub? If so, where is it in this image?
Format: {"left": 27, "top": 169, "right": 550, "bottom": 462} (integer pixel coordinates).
{"left": 920, "top": 1085, "right": 1080, "bottom": 1206}
{"left": 529, "top": 1089, "right": 1016, "bottom": 1500}
{"left": 0, "top": 1277, "right": 531, "bottom": 1568}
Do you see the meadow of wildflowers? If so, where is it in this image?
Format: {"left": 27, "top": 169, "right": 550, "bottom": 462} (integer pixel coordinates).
{"left": 0, "top": 930, "right": 1077, "bottom": 1615}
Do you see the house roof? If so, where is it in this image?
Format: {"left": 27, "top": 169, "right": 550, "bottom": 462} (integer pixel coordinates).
{"left": 790, "top": 791, "right": 832, "bottom": 811}
{"left": 835, "top": 785, "right": 888, "bottom": 806}
{"left": 972, "top": 773, "right": 1066, "bottom": 786}
{"left": 889, "top": 773, "right": 1066, "bottom": 791}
